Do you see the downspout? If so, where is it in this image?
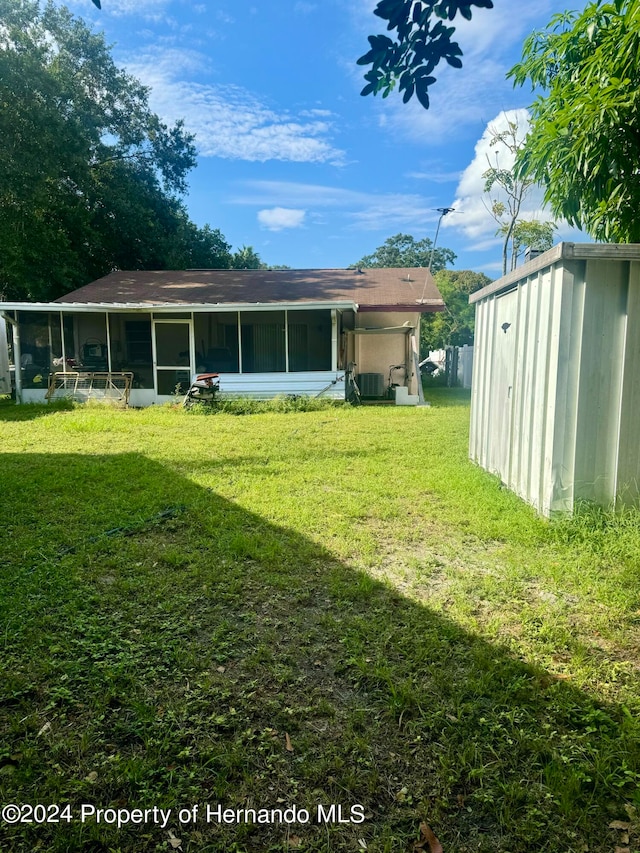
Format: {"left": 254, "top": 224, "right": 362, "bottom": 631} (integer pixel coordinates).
{"left": 2, "top": 311, "right": 22, "bottom": 403}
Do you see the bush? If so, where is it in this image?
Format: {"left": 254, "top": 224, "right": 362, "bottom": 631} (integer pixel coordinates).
{"left": 184, "top": 394, "right": 347, "bottom": 416}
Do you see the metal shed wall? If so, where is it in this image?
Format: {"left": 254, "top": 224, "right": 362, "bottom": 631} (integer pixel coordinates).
{"left": 469, "top": 243, "right": 640, "bottom": 515}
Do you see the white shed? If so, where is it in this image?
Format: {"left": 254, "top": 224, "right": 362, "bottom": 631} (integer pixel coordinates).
{"left": 469, "top": 243, "right": 640, "bottom": 516}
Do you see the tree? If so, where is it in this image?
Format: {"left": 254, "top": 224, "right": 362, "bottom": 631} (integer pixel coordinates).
{"left": 230, "top": 246, "right": 266, "bottom": 270}
{"left": 509, "top": 0, "right": 640, "bottom": 242}
{"left": 500, "top": 219, "right": 555, "bottom": 269}
{"left": 0, "top": 0, "right": 207, "bottom": 301}
{"left": 351, "top": 233, "right": 456, "bottom": 272}
{"left": 421, "top": 269, "right": 489, "bottom": 354}
{"left": 172, "top": 222, "right": 233, "bottom": 270}
{"left": 482, "top": 118, "right": 538, "bottom": 276}
{"left": 358, "top": 0, "right": 493, "bottom": 109}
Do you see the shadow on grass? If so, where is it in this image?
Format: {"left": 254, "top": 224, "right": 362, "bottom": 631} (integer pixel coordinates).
{"left": 0, "top": 452, "right": 637, "bottom": 853}
{"left": 0, "top": 397, "right": 74, "bottom": 422}
{"left": 421, "top": 386, "right": 471, "bottom": 408}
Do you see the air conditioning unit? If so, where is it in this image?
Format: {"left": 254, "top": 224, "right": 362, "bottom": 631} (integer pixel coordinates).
{"left": 358, "top": 372, "right": 384, "bottom": 397}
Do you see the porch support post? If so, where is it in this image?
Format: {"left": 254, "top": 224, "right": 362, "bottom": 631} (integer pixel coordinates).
{"left": 189, "top": 312, "right": 196, "bottom": 376}
{"left": 284, "top": 309, "right": 289, "bottom": 373}
{"left": 237, "top": 311, "right": 243, "bottom": 374}
{"left": 105, "top": 312, "right": 112, "bottom": 372}
{"left": 331, "top": 309, "right": 338, "bottom": 371}
{"left": 60, "top": 312, "right": 67, "bottom": 372}
{"left": 4, "top": 312, "right": 22, "bottom": 403}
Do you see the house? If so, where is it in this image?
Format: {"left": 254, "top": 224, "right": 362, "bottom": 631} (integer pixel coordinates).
{"left": 469, "top": 242, "right": 640, "bottom": 515}
{"left": 0, "top": 267, "right": 444, "bottom": 406}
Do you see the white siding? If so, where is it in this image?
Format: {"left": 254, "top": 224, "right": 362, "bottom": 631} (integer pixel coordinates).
{"left": 617, "top": 262, "right": 640, "bottom": 504}
{"left": 215, "top": 371, "right": 345, "bottom": 400}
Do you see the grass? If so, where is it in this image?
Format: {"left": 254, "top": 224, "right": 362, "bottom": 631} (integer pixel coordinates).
{"left": 0, "top": 390, "right": 639, "bottom": 852}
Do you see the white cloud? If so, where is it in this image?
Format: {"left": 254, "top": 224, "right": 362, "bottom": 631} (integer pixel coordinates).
{"left": 232, "top": 180, "right": 443, "bottom": 233}
{"left": 445, "top": 109, "right": 549, "bottom": 240}
{"left": 406, "top": 169, "right": 463, "bottom": 184}
{"left": 258, "top": 208, "right": 306, "bottom": 231}
{"left": 57, "top": 0, "right": 172, "bottom": 19}
{"left": 125, "top": 49, "right": 345, "bottom": 164}
{"left": 294, "top": 1, "right": 318, "bottom": 13}
{"left": 444, "top": 108, "right": 588, "bottom": 253}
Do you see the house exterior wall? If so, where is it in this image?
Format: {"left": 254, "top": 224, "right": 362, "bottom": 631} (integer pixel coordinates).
{"left": 470, "top": 243, "right": 640, "bottom": 515}
{"left": 354, "top": 311, "right": 420, "bottom": 395}
{"left": 9, "top": 307, "right": 348, "bottom": 404}
{"left": 6, "top": 306, "right": 425, "bottom": 404}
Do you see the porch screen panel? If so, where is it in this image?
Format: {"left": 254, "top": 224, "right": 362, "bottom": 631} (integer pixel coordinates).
{"left": 194, "top": 312, "right": 239, "bottom": 373}
{"left": 18, "top": 311, "right": 54, "bottom": 388}
{"left": 241, "top": 311, "right": 285, "bottom": 373}
{"left": 288, "top": 325, "right": 308, "bottom": 371}
{"left": 76, "top": 313, "right": 108, "bottom": 370}
{"left": 108, "top": 314, "right": 153, "bottom": 388}
{"left": 287, "top": 310, "right": 331, "bottom": 371}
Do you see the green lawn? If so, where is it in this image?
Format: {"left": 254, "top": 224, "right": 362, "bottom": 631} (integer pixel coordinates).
{"left": 1, "top": 392, "right": 639, "bottom": 852}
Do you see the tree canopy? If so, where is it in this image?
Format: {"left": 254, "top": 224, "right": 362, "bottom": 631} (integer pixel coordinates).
{"left": 509, "top": 0, "right": 640, "bottom": 242}
{"left": 351, "top": 233, "right": 456, "bottom": 272}
{"left": 421, "top": 269, "right": 489, "bottom": 354}
{"left": 0, "top": 0, "right": 263, "bottom": 301}
{"left": 358, "top": 0, "right": 493, "bottom": 109}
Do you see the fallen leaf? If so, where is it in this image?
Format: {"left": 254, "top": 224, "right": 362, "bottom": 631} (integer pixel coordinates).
{"left": 610, "top": 821, "right": 631, "bottom": 831}
{"left": 167, "top": 829, "right": 182, "bottom": 849}
{"left": 37, "top": 721, "right": 51, "bottom": 737}
{"left": 84, "top": 771, "right": 98, "bottom": 783}
{"left": 414, "top": 821, "right": 443, "bottom": 853}
{"left": 285, "top": 732, "right": 294, "bottom": 752}
{"left": 624, "top": 804, "right": 637, "bottom": 820}
{"left": 288, "top": 836, "right": 302, "bottom": 848}
{"left": 621, "top": 833, "right": 630, "bottom": 844}
{"left": 216, "top": 665, "right": 226, "bottom": 673}
{"left": 614, "top": 847, "right": 630, "bottom": 853}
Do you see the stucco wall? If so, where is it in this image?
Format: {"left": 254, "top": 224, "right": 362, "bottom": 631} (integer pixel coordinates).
{"left": 354, "top": 311, "right": 420, "bottom": 395}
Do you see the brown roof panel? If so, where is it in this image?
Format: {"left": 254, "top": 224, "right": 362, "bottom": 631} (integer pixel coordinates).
{"left": 54, "top": 268, "right": 444, "bottom": 312}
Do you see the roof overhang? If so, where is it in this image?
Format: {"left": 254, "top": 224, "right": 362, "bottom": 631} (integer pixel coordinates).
{"left": 1, "top": 300, "right": 357, "bottom": 315}
{"left": 358, "top": 303, "right": 443, "bottom": 313}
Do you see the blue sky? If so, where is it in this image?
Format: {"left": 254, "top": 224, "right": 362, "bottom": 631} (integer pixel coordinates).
{"left": 56, "top": 0, "right": 587, "bottom": 275}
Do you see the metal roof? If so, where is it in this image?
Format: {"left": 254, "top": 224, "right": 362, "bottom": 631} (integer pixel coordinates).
{"left": 469, "top": 242, "right": 640, "bottom": 304}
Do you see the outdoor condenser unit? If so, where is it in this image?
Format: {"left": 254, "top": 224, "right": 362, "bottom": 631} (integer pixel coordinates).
{"left": 358, "top": 372, "right": 384, "bottom": 397}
